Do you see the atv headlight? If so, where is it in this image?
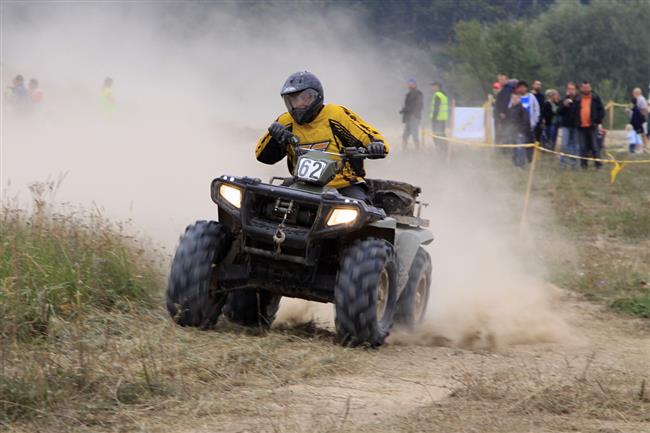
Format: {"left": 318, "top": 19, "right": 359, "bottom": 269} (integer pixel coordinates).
{"left": 219, "top": 184, "right": 242, "bottom": 208}
{"left": 327, "top": 208, "right": 359, "bottom": 226}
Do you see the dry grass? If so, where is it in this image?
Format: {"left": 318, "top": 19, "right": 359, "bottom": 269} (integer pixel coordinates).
{"left": 0, "top": 185, "right": 361, "bottom": 431}
{"left": 2, "top": 307, "right": 362, "bottom": 432}
{"left": 346, "top": 354, "right": 650, "bottom": 433}
{"left": 0, "top": 179, "right": 163, "bottom": 341}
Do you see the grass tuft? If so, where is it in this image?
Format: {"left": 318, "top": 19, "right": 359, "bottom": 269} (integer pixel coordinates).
{"left": 0, "top": 181, "right": 163, "bottom": 340}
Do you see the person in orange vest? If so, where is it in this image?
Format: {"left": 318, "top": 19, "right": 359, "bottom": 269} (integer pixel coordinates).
{"left": 570, "top": 81, "right": 605, "bottom": 169}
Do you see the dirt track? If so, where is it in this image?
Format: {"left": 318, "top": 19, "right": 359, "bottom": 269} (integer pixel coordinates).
{"left": 181, "top": 290, "right": 649, "bottom": 433}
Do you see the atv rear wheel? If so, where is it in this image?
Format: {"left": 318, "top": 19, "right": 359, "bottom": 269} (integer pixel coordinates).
{"left": 166, "top": 221, "right": 231, "bottom": 329}
{"left": 223, "top": 290, "right": 281, "bottom": 328}
{"left": 335, "top": 239, "right": 398, "bottom": 347}
{"left": 395, "top": 247, "right": 431, "bottom": 328}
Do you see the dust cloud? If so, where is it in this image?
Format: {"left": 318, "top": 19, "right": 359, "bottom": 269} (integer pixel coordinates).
{"left": 2, "top": 2, "right": 429, "bottom": 246}
{"left": 278, "top": 151, "right": 573, "bottom": 349}
{"left": 386, "top": 152, "right": 573, "bottom": 349}
{"left": 2, "top": 3, "right": 570, "bottom": 349}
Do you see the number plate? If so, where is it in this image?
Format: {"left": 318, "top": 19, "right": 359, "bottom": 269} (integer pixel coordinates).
{"left": 296, "top": 158, "right": 326, "bottom": 182}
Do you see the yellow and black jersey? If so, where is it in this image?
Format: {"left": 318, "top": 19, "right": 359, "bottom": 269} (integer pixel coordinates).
{"left": 255, "top": 104, "right": 389, "bottom": 189}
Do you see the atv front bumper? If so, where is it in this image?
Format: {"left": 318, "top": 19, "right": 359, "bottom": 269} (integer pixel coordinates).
{"left": 211, "top": 176, "right": 385, "bottom": 264}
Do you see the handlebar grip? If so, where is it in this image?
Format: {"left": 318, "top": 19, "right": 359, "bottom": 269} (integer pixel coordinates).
{"left": 288, "top": 135, "right": 300, "bottom": 146}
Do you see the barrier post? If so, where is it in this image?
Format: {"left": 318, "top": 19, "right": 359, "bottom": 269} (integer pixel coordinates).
{"left": 484, "top": 96, "right": 494, "bottom": 145}
{"left": 519, "top": 146, "right": 539, "bottom": 237}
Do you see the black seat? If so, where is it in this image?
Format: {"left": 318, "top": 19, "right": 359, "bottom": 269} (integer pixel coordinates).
{"left": 365, "top": 179, "right": 421, "bottom": 216}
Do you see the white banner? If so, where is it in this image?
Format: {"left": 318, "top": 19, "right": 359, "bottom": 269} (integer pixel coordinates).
{"left": 452, "top": 107, "right": 485, "bottom": 139}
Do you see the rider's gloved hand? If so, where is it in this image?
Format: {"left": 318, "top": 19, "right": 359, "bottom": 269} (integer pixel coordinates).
{"left": 268, "top": 122, "right": 294, "bottom": 145}
{"left": 367, "top": 141, "right": 386, "bottom": 159}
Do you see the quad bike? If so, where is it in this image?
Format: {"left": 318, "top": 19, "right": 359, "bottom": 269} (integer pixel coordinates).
{"left": 166, "top": 138, "right": 433, "bottom": 347}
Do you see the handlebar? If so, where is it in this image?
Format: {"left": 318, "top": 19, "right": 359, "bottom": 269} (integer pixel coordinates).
{"left": 291, "top": 137, "right": 383, "bottom": 160}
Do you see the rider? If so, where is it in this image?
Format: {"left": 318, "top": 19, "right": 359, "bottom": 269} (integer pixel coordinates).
{"left": 256, "top": 71, "right": 389, "bottom": 202}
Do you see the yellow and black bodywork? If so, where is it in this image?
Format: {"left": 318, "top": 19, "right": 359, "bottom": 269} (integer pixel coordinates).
{"left": 255, "top": 104, "right": 389, "bottom": 189}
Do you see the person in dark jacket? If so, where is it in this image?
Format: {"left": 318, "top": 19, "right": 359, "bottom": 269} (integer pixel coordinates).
{"left": 629, "top": 96, "right": 646, "bottom": 153}
{"left": 557, "top": 82, "right": 578, "bottom": 168}
{"left": 571, "top": 81, "right": 605, "bottom": 169}
{"left": 494, "top": 73, "right": 515, "bottom": 144}
{"left": 400, "top": 78, "right": 423, "bottom": 149}
{"left": 541, "top": 89, "right": 560, "bottom": 150}
{"left": 504, "top": 93, "right": 532, "bottom": 167}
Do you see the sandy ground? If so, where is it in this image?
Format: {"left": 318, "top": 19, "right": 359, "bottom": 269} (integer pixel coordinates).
{"left": 174, "top": 289, "right": 649, "bottom": 433}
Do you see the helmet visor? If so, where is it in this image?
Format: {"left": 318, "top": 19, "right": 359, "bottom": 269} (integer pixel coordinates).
{"left": 283, "top": 88, "right": 319, "bottom": 111}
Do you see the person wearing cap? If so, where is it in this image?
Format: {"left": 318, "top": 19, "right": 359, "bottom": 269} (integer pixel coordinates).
{"left": 256, "top": 71, "right": 389, "bottom": 202}
{"left": 430, "top": 82, "right": 448, "bottom": 149}
{"left": 399, "top": 78, "right": 423, "bottom": 149}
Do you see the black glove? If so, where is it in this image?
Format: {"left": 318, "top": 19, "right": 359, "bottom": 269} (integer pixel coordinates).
{"left": 367, "top": 141, "right": 386, "bottom": 159}
{"left": 268, "top": 122, "right": 295, "bottom": 145}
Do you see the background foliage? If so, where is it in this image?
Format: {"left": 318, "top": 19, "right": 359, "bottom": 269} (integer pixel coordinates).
{"left": 239, "top": 0, "right": 649, "bottom": 104}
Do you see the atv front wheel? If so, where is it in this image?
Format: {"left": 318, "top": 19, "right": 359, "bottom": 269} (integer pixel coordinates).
{"left": 166, "top": 221, "right": 231, "bottom": 329}
{"left": 335, "top": 239, "right": 398, "bottom": 347}
{"left": 223, "top": 290, "right": 281, "bottom": 328}
{"left": 395, "top": 247, "right": 431, "bottom": 328}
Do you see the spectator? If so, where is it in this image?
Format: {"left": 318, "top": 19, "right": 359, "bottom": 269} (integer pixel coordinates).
{"left": 28, "top": 79, "right": 43, "bottom": 103}
{"left": 504, "top": 93, "right": 532, "bottom": 167}
{"left": 632, "top": 87, "right": 648, "bottom": 150}
{"left": 8, "top": 74, "right": 30, "bottom": 113}
{"left": 557, "top": 82, "right": 578, "bottom": 169}
{"left": 541, "top": 89, "right": 560, "bottom": 150}
{"left": 571, "top": 81, "right": 605, "bottom": 169}
{"left": 494, "top": 73, "right": 516, "bottom": 143}
{"left": 626, "top": 124, "right": 642, "bottom": 153}
{"left": 492, "top": 81, "right": 502, "bottom": 96}
{"left": 399, "top": 78, "right": 423, "bottom": 149}
{"left": 628, "top": 95, "right": 646, "bottom": 153}
{"left": 531, "top": 80, "right": 545, "bottom": 142}
{"left": 102, "top": 77, "right": 115, "bottom": 113}
{"left": 429, "top": 81, "right": 449, "bottom": 149}
{"left": 647, "top": 83, "right": 650, "bottom": 139}
{"left": 514, "top": 80, "right": 539, "bottom": 162}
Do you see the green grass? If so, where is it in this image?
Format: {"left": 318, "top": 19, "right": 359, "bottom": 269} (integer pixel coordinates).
{"left": 431, "top": 145, "right": 650, "bottom": 318}
{"left": 446, "top": 147, "right": 650, "bottom": 318}
{"left": 517, "top": 154, "right": 650, "bottom": 316}
{"left": 611, "top": 291, "right": 650, "bottom": 318}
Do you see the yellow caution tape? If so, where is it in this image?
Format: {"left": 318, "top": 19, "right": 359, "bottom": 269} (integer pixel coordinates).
{"left": 605, "top": 101, "right": 630, "bottom": 109}
{"left": 431, "top": 134, "right": 650, "bottom": 184}
{"left": 606, "top": 152, "right": 626, "bottom": 184}
{"left": 431, "top": 134, "right": 535, "bottom": 148}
